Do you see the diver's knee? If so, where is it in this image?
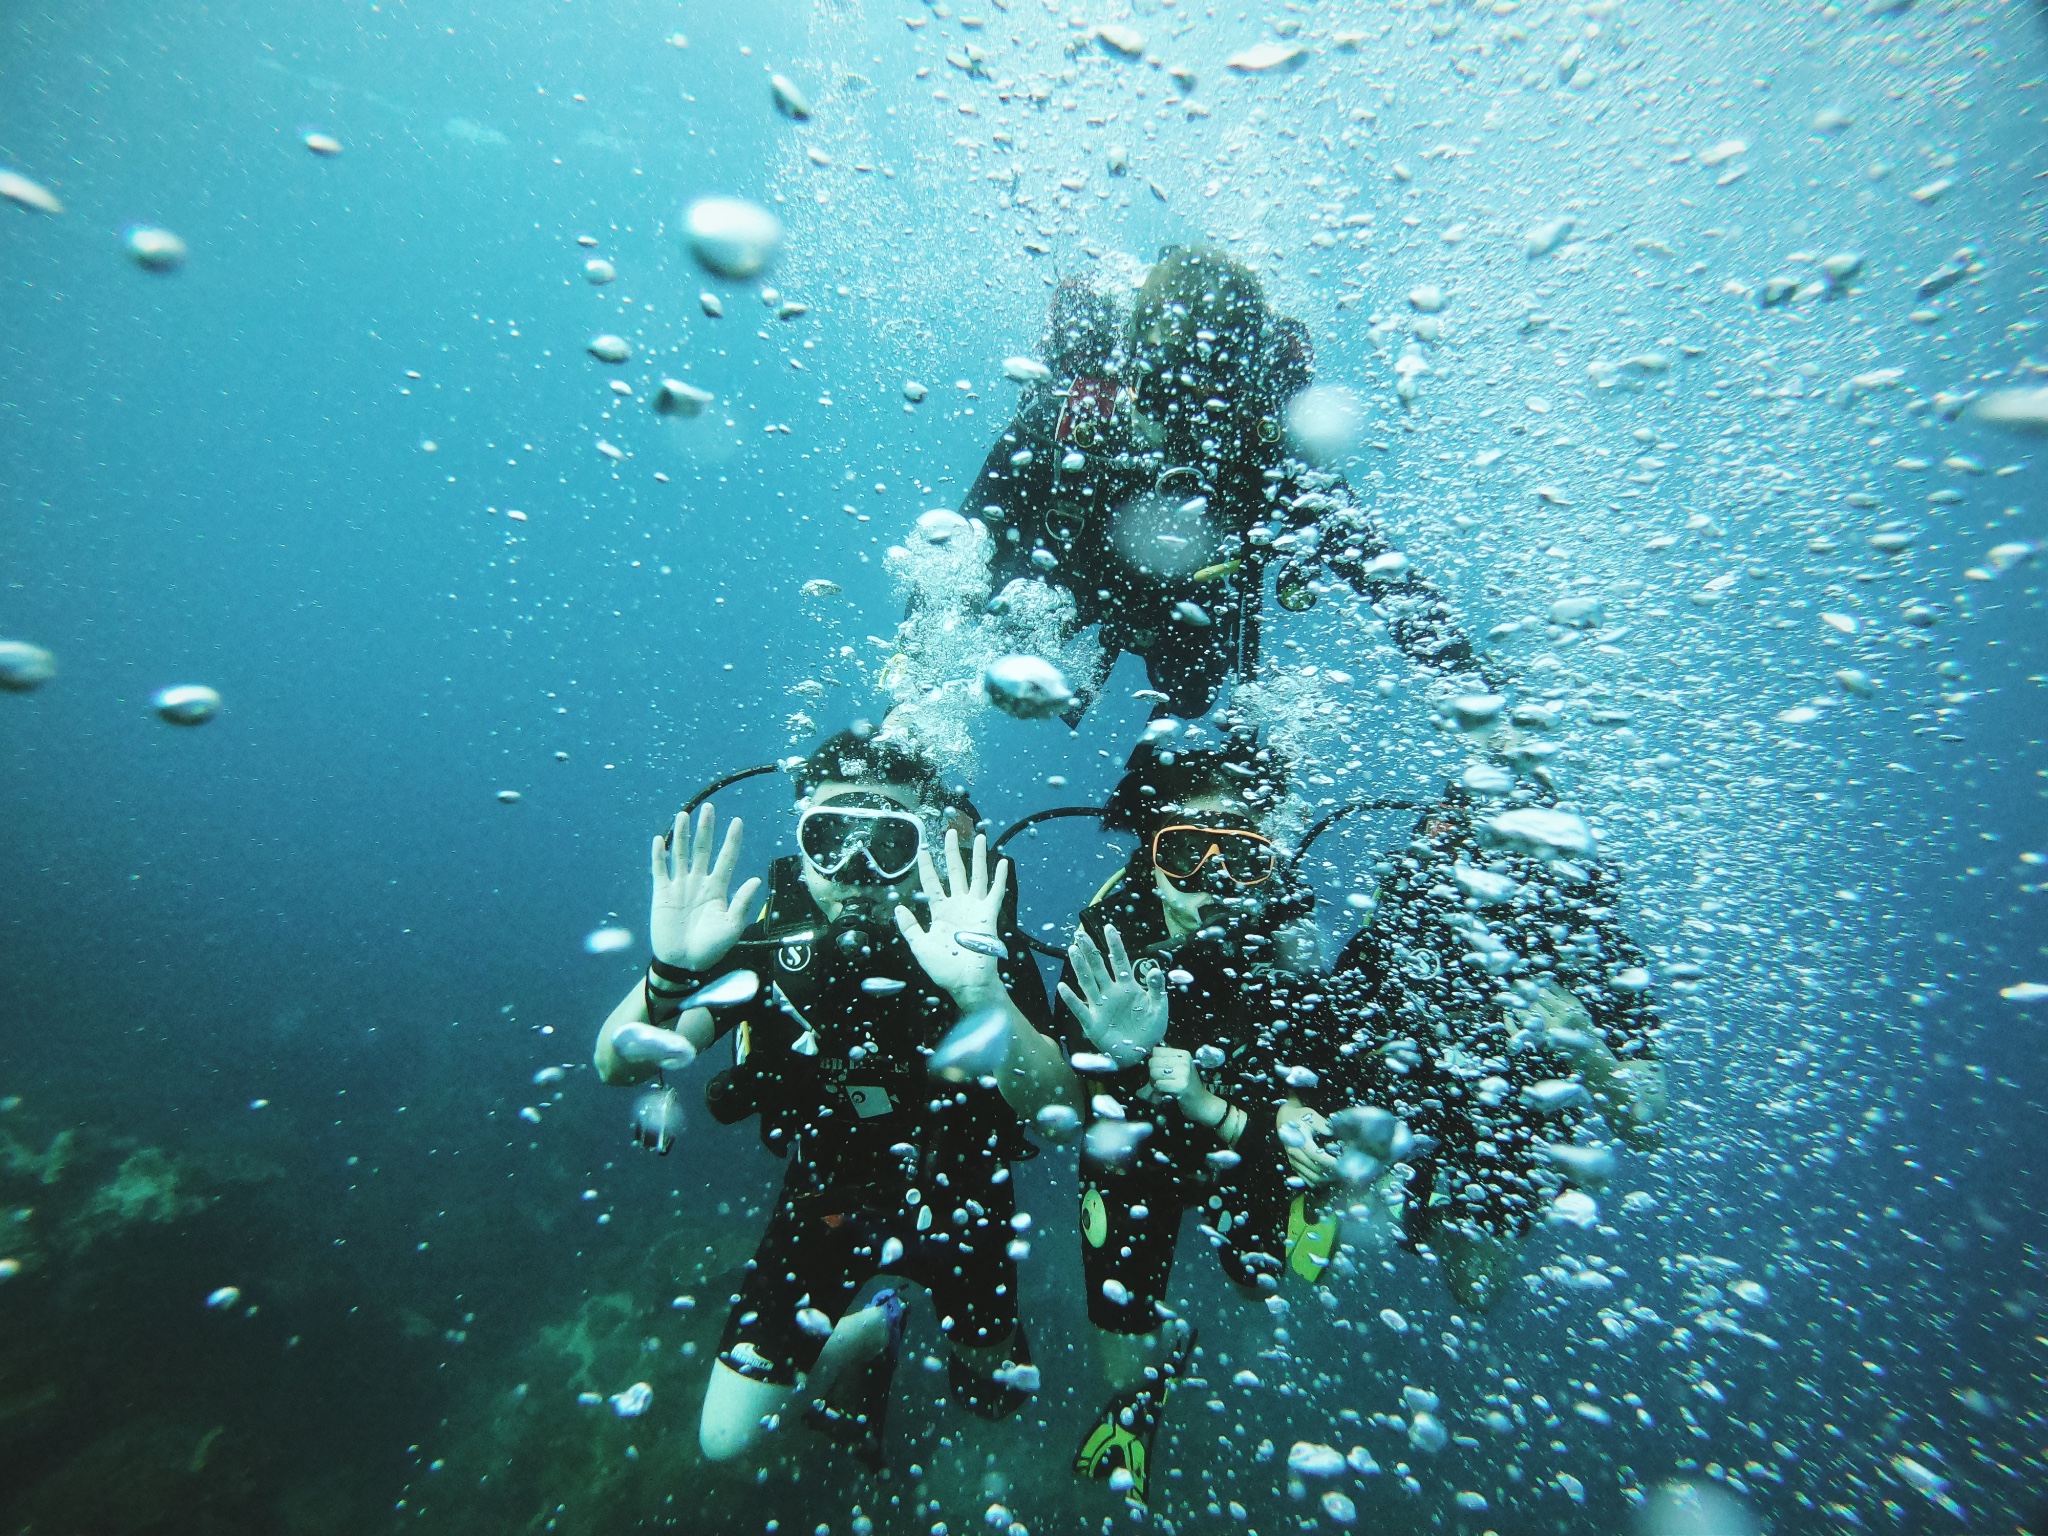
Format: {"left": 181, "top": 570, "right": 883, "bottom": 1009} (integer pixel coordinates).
{"left": 697, "top": 1396, "right": 758, "bottom": 1463}
{"left": 697, "top": 1408, "right": 754, "bottom": 1463}
{"left": 698, "top": 1364, "right": 786, "bottom": 1462}
{"left": 833, "top": 1300, "right": 896, "bottom": 1355}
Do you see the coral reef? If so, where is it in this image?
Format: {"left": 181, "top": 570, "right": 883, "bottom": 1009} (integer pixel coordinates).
{"left": 0, "top": 1123, "right": 75, "bottom": 1185}
{"left": 59, "top": 1145, "right": 210, "bottom": 1252}
{"left": 0, "top": 1101, "right": 294, "bottom": 1534}
{"left": 9, "top": 1412, "right": 262, "bottom": 1534}
{"left": 536, "top": 1290, "right": 642, "bottom": 1395}
{"left": 403, "top": 1287, "right": 717, "bottom": 1536}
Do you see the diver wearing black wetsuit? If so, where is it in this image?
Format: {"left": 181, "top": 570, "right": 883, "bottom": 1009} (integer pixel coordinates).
{"left": 1054, "top": 735, "right": 1368, "bottom": 1503}
{"left": 1063, "top": 862, "right": 1342, "bottom": 1326}
{"left": 699, "top": 855, "right": 1051, "bottom": 1392}
{"left": 962, "top": 248, "right": 1493, "bottom": 721}
{"left": 594, "top": 729, "right": 1075, "bottom": 1469}
{"left": 1331, "top": 789, "right": 1667, "bottom": 1308}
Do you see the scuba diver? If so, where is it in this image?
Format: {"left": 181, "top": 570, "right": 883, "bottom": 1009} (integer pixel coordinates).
{"left": 1050, "top": 729, "right": 1369, "bottom": 1505}
{"left": 1025, "top": 732, "right": 1666, "bottom": 1498}
{"left": 952, "top": 244, "right": 1498, "bottom": 723}
{"left": 1332, "top": 785, "right": 1669, "bottom": 1310}
{"left": 592, "top": 726, "right": 1077, "bottom": 1469}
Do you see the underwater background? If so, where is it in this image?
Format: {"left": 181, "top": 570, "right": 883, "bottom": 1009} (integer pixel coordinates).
{"left": 2, "top": 0, "right": 2045, "bottom": 1533}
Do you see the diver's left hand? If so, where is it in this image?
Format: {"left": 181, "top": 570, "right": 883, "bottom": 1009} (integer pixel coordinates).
{"left": 895, "top": 829, "right": 1013, "bottom": 1007}
{"left": 1275, "top": 1100, "right": 1340, "bottom": 1186}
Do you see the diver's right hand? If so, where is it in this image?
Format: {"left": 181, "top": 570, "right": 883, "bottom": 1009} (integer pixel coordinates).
{"left": 650, "top": 804, "right": 763, "bottom": 972}
{"left": 1275, "top": 1101, "right": 1340, "bottom": 1186}
{"left": 1058, "top": 924, "right": 1168, "bottom": 1069}
{"left": 610, "top": 1021, "right": 698, "bottom": 1072}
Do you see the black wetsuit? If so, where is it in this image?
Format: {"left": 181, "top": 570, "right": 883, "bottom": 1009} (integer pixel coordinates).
{"left": 963, "top": 381, "right": 1487, "bottom": 718}
{"left": 1329, "top": 797, "right": 1662, "bottom": 1247}
{"left": 1059, "top": 871, "right": 1349, "bottom": 1334}
{"left": 695, "top": 856, "right": 1053, "bottom": 1386}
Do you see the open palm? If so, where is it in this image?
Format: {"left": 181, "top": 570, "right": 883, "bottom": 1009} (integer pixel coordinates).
{"left": 894, "top": 829, "right": 1011, "bottom": 1001}
{"left": 650, "top": 803, "right": 762, "bottom": 971}
{"left": 1058, "top": 924, "right": 1168, "bottom": 1068}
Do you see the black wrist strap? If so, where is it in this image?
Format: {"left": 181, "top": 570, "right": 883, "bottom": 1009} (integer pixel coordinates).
{"left": 644, "top": 977, "right": 683, "bottom": 1022}
{"left": 647, "top": 957, "right": 706, "bottom": 991}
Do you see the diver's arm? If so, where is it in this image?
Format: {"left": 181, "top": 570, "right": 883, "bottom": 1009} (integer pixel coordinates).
{"left": 1554, "top": 996, "right": 1667, "bottom": 1148}
{"left": 597, "top": 802, "right": 759, "bottom": 1086}
{"left": 594, "top": 980, "right": 716, "bottom": 1087}
{"left": 1275, "top": 1095, "right": 1341, "bottom": 1185}
{"left": 960, "top": 420, "right": 1050, "bottom": 587}
{"left": 1272, "top": 482, "right": 1507, "bottom": 687}
{"left": 1542, "top": 1022, "right": 1667, "bottom": 1150}
{"left": 896, "top": 831, "right": 1081, "bottom": 1120}
{"left": 1055, "top": 924, "right": 1169, "bottom": 1067}
{"left": 1566, "top": 880, "right": 1667, "bottom": 1148}
{"left": 1145, "top": 1046, "right": 1235, "bottom": 1134}
{"left": 1525, "top": 930, "right": 1666, "bottom": 1149}
{"left": 965, "top": 426, "right": 1030, "bottom": 519}
{"left": 961, "top": 983, "right": 1081, "bottom": 1122}
{"left": 1181, "top": 1081, "right": 1249, "bottom": 1147}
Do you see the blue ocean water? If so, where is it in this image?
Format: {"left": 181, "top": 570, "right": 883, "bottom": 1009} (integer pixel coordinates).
{"left": 2, "top": 1, "right": 2044, "bottom": 1532}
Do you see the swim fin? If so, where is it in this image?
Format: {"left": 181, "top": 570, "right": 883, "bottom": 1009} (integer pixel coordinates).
{"left": 1073, "top": 1321, "right": 1196, "bottom": 1505}
{"left": 802, "top": 1289, "right": 905, "bottom": 1471}
{"left": 1286, "top": 1192, "right": 1340, "bottom": 1283}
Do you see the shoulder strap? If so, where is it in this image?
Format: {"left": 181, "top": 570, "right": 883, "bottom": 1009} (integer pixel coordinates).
{"left": 1085, "top": 867, "right": 1128, "bottom": 909}
{"left": 731, "top": 857, "right": 826, "bottom": 947}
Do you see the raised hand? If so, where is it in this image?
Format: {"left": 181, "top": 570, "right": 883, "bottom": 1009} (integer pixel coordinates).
{"left": 1058, "top": 924, "right": 1167, "bottom": 1068}
{"left": 649, "top": 803, "right": 762, "bottom": 972}
{"left": 895, "top": 829, "right": 1012, "bottom": 1007}
{"left": 1275, "top": 1100, "right": 1339, "bottom": 1186}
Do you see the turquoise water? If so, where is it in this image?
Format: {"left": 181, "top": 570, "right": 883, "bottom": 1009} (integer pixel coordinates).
{"left": 2, "top": 1, "right": 2044, "bottom": 1533}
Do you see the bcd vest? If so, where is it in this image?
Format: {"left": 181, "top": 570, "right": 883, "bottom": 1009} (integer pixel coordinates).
{"left": 704, "top": 858, "right": 1035, "bottom": 1184}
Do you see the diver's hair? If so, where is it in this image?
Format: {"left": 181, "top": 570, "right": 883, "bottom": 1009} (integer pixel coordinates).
{"left": 1137, "top": 244, "right": 1268, "bottom": 323}
{"left": 792, "top": 725, "right": 969, "bottom": 813}
{"left": 1099, "top": 730, "right": 1289, "bottom": 835}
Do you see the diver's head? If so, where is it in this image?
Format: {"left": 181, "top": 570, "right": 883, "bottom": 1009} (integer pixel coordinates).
{"left": 1102, "top": 731, "right": 1300, "bottom": 931}
{"left": 1044, "top": 276, "right": 1126, "bottom": 379}
{"left": 1128, "top": 245, "right": 1271, "bottom": 435}
{"left": 1101, "top": 728, "right": 1290, "bottom": 840}
{"left": 791, "top": 725, "right": 975, "bottom": 922}
{"left": 1256, "top": 315, "right": 1316, "bottom": 408}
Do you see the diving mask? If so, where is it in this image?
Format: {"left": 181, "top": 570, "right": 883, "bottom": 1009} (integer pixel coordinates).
{"left": 1150, "top": 821, "right": 1278, "bottom": 889}
{"left": 798, "top": 798, "right": 927, "bottom": 883}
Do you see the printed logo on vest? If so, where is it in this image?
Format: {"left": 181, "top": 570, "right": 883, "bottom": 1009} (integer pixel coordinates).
{"left": 846, "top": 1085, "right": 894, "bottom": 1119}
{"left": 1080, "top": 1186, "right": 1110, "bottom": 1248}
